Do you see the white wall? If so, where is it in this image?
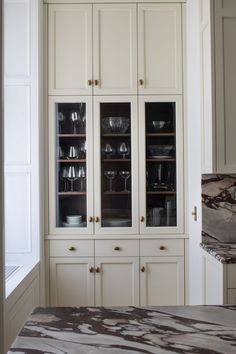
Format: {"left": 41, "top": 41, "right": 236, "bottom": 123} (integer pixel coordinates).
{"left": 186, "top": 0, "right": 203, "bottom": 304}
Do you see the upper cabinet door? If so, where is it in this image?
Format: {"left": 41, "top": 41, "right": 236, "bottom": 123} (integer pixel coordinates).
{"left": 93, "top": 4, "right": 137, "bottom": 95}
{"left": 48, "top": 4, "right": 92, "bottom": 95}
{"left": 138, "top": 4, "right": 182, "bottom": 95}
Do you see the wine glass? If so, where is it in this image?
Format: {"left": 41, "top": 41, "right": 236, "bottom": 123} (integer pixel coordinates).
{"left": 118, "top": 142, "right": 129, "bottom": 159}
{"left": 80, "top": 141, "right": 87, "bottom": 159}
{"left": 77, "top": 166, "right": 86, "bottom": 192}
{"left": 67, "top": 166, "right": 77, "bottom": 192}
{"left": 67, "top": 146, "right": 78, "bottom": 160}
{"left": 103, "top": 143, "right": 113, "bottom": 159}
{"left": 119, "top": 170, "right": 131, "bottom": 192}
{"left": 78, "top": 103, "right": 86, "bottom": 133}
{"left": 60, "top": 166, "right": 68, "bottom": 191}
{"left": 104, "top": 170, "right": 117, "bottom": 192}
{"left": 70, "top": 112, "right": 79, "bottom": 134}
{"left": 57, "top": 112, "right": 65, "bottom": 134}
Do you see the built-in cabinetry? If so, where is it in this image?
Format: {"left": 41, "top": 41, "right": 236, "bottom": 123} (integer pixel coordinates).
{"left": 200, "top": 0, "right": 236, "bottom": 173}
{"left": 202, "top": 250, "right": 236, "bottom": 304}
{"left": 45, "top": 0, "right": 187, "bottom": 307}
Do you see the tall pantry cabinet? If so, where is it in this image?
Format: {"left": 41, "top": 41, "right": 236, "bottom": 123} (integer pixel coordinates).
{"left": 45, "top": 0, "right": 187, "bottom": 307}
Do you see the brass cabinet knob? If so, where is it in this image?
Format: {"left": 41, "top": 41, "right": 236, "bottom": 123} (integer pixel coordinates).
{"left": 94, "top": 79, "right": 99, "bottom": 86}
{"left": 140, "top": 216, "right": 145, "bottom": 222}
{"left": 88, "top": 79, "right": 93, "bottom": 86}
{"left": 141, "top": 266, "right": 145, "bottom": 272}
{"left": 95, "top": 267, "right": 100, "bottom": 273}
{"left": 159, "top": 246, "right": 166, "bottom": 250}
{"left": 139, "top": 79, "right": 144, "bottom": 86}
{"left": 68, "top": 246, "right": 76, "bottom": 251}
{"left": 114, "top": 246, "right": 120, "bottom": 251}
{"left": 95, "top": 216, "right": 100, "bottom": 223}
{"left": 89, "top": 216, "right": 94, "bottom": 223}
{"left": 89, "top": 267, "right": 94, "bottom": 273}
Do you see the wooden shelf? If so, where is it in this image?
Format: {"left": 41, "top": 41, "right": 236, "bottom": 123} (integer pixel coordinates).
{"left": 103, "top": 191, "right": 131, "bottom": 195}
{"left": 102, "top": 158, "right": 131, "bottom": 162}
{"left": 57, "top": 159, "right": 86, "bottom": 163}
{"left": 146, "top": 158, "right": 176, "bottom": 162}
{"left": 146, "top": 191, "right": 176, "bottom": 195}
{"left": 146, "top": 133, "right": 175, "bottom": 137}
{"left": 58, "top": 192, "right": 86, "bottom": 196}
{"left": 101, "top": 134, "right": 131, "bottom": 137}
{"left": 58, "top": 134, "right": 86, "bottom": 138}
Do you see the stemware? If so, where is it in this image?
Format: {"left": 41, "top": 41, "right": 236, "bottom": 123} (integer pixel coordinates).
{"left": 103, "top": 143, "right": 113, "bottom": 159}
{"left": 67, "top": 166, "right": 77, "bottom": 192}
{"left": 104, "top": 170, "right": 117, "bottom": 192}
{"left": 77, "top": 166, "right": 86, "bottom": 192}
{"left": 119, "top": 170, "right": 131, "bottom": 192}
{"left": 60, "top": 166, "right": 68, "bottom": 191}
{"left": 78, "top": 103, "right": 86, "bottom": 133}
{"left": 80, "top": 141, "right": 87, "bottom": 159}
{"left": 118, "top": 142, "right": 129, "bottom": 159}
{"left": 67, "top": 146, "right": 78, "bottom": 160}
{"left": 57, "top": 112, "right": 65, "bottom": 133}
{"left": 70, "top": 112, "right": 79, "bottom": 134}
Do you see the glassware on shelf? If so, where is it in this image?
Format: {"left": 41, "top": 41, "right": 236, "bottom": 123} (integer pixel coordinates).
{"left": 104, "top": 170, "right": 117, "bottom": 192}
{"left": 67, "top": 146, "right": 79, "bottom": 160}
{"left": 78, "top": 103, "right": 86, "bottom": 133}
{"left": 70, "top": 112, "right": 79, "bottom": 134}
{"left": 103, "top": 143, "right": 114, "bottom": 159}
{"left": 77, "top": 166, "right": 86, "bottom": 192}
{"left": 79, "top": 141, "right": 86, "bottom": 159}
{"left": 57, "top": 112, "right": 66, "bottom": 133}
{"left": 118, "top": 142, "right": 129, "bottom": 159}
{"left": 119, "top": 170, "right": 131, "bottom": 192}
{"left": 58, "top": 146, "right": 64, "bottom": 159}
{"left": 67, "top": 166, "right": 77, "bottom": 192}
{"left": 60, "top": 166, "right": 68, "bottom": 191}
{"left": 102, "top": 117, "right": 129, "bottom": 134}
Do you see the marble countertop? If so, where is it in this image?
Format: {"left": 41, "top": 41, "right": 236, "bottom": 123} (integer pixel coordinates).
{"left": 8, "top": 306, "right": 236, "bottom": 354}
{"left": 201, "top": 233, "right": 236, "bottom": 263}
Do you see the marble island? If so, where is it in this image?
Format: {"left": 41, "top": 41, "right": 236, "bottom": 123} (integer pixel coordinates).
{"left": 7, "top": 306, "right": 236, "bottom": 354}
{"left": 201, "top": 232, "right": 236, "bottom": 263}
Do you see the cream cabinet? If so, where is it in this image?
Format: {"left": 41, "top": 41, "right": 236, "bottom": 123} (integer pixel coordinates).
{"left": 48, "top": 2, "right": 183, "bottom": 96}
{"left": 202, "top": 250, "right": 236, "bottom": 305}
{"left": 200, "top": 0, "right": 236, "bottom": 173}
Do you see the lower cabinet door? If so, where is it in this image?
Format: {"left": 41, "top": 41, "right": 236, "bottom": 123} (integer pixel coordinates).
{"left": 95, "top": 257, "right": 139, "bottom": 306}
{"left": 140, "top": 256, "right": 184, "bottom": 306}
{"left": 50, "top": 257, "right": 94, "bottom": 306}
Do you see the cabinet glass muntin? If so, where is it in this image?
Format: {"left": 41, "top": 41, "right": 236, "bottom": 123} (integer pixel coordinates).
{"left": 100, "top": 102, "right": 132, "bottom": 228}
{"left": 55, "top": 101, "right": 88, "bottom": 228}
{"left": 145, "top": 101, "right": 177, "bottom": 227}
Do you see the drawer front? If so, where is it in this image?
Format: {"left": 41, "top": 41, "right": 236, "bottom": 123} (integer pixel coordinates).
{"left": 140, "top": 239, "right": 184, "bottom": 257}
{"left": 95, "top": 240, "right": 139, "bottom": 257}
{"left": 227, "top": 264, "right": 236, "bottom": 288}
{"left": 50, "top": 240, "right": 94, "bottom": 257}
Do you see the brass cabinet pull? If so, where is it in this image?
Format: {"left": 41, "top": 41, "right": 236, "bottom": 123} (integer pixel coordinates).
{"left": 159, "top": 246, "right": 166, "bottom": 250}
{"left": 139, "top": 79, "right": 144, "bottom": 86}
{"left": 192, "top": 206, "right": 197, "bottom": 221}
{"left": 95, "top": 216, "right": 100, "bottom": 223}
{"left": 95, "top": 267, "right": 100, "bottom": 273}
{"left": 89, "top": 267, "right": 94, "bottom": 273}
{"left": 68, "top": 246, "right": 76, "bottom": 251}
{"left": 141, "top": 266, "right": 145, "bottom": 272}
{"left": 88, "top": 79, "right": 93, "bottom": 86}
{"left": 114, "top": 246, "right": 120, "bottom": 251}
{"left": 94, "top": 79, "right": 99, "bottom": 86}
{"left": 140, "top": 216, "right": 145, "bottom": 222}
{"left": 89, "top": 216, "right": 94, "bottom": 223}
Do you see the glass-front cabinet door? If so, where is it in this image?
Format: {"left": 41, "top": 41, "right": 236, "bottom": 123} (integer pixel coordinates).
{"left": 139, "top": 96, "right": 184, "bottom": 234}
{"left": 94, "top": 96, "right": 139, "bottom": 234}
{"left": 49, "top": 96, "right": 93, "bottom": 234}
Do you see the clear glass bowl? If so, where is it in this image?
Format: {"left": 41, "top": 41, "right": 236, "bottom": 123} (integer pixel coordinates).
{"left": 102, "top": 117, "right": 130, "bottom": 134}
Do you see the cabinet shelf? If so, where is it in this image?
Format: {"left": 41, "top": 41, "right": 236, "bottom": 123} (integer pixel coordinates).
{"left": 102, "top": 159, "right": 131, "bottom": 162}
{"left": 146, "top": 191, "right": 176, "bottom": 195}
{"left": 146, "top": 158, "right": 176, "bottom": 162}
{"left": 101, "top": 134, "right": 131, "bottom": 138}
{"left": 103, "top": 191, "right": 131, "bottom": 195}
{"left": 58, "top": 192, "right": 86, "bottom": 196}
{"left": 146, "top": 133, "right": 175, "bottom": 137}
{"left": 58, "top": 134, "right": 86, "bottom": 138}
{"left": 57, "top": 159, "right": 86, "bottom": 163}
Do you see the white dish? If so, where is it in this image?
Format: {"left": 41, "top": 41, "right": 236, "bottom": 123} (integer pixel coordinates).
{"left": 148, "top": 155, "right": 174, "bottom": 159}
{"left": 62, "top": 221, "right": 86, "bottom": 228}
{"left": 102, "top": 218, "right": 132, "bottom": 227}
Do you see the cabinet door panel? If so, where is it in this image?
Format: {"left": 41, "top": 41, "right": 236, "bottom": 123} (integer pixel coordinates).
{"left": 138, "top": 4, "right": 182, "bottom": 94}
{"left": 140, "top": 257, "right": 184, "bottom": 306}
{"left": 48, "top": 4, "right": 92, "bottom": 95}
{"left": 50, "top": 257, "right": 94, "bottom": 306}
{"left": 93, "top": 4, "right": 137, "bottom": 95}
{"left": 95, "top": 257, "right": 139, "bottom": 306}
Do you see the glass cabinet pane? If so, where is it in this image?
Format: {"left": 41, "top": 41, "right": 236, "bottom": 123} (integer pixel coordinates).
{"left": 145, "top": 102, "right": 177, "bottom": 227}
{"left": 100, "top": 102, "right": 132, "bottom": 228}
{"left": 55, "top": 102, "right": 87, "bottom": 228}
